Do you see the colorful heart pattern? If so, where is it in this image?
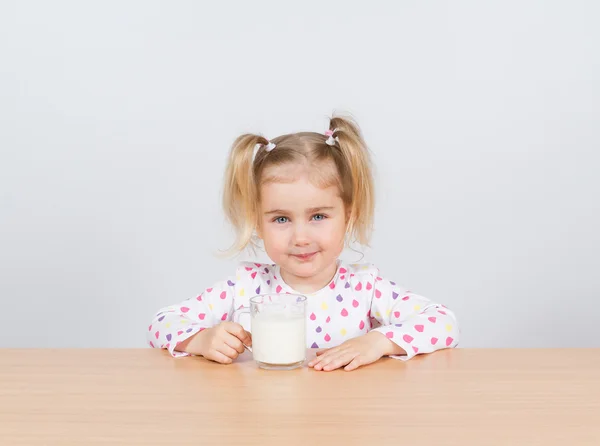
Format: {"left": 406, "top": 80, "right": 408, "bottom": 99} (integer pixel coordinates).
{"left": 149, "top": 263, "right": 458, "bottom": 360}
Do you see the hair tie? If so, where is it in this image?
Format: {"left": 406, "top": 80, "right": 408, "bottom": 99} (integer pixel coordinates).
{"left": 325, "top": 128, "right": 339, "bottom": 146}
{"left": 252, "top": 140, "right": 276, "bottom": 163}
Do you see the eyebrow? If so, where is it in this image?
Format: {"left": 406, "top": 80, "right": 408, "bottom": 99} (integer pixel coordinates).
{"left": 263, "top": 206, "right": 336, "bottom": 215}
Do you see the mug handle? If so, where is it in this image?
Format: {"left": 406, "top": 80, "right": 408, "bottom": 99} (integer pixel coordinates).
{"left": 233, "top": 307, "right": 253, "bottom": 352}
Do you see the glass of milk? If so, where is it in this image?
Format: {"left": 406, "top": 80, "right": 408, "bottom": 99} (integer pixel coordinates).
{"left": 235, "top": 294, "right": 307, "bottom": 370}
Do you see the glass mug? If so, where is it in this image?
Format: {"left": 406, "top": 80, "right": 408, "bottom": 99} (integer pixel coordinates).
{"left": 234, "top": 293, "right": 307, "bottom": 370}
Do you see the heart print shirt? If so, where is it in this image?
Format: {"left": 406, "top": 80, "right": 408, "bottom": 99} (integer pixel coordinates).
{"left": 148, "top": 261, "right": 460, "bottom": 361}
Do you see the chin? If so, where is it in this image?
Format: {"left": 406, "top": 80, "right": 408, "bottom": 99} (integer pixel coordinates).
{"left": 284, "top": 263, "right": 320, "bottom": 278}
{"left": 287, "top": 256, "right": 337, "bottom": 277}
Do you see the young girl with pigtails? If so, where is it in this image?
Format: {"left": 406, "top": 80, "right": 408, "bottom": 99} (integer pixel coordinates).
{"left": 148, "top": 115, "right": 460, "bottom": 371}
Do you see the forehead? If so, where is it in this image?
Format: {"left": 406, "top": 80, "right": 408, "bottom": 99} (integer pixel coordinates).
{"left": 260, "top": 165, "right": 342, "bottom": 211}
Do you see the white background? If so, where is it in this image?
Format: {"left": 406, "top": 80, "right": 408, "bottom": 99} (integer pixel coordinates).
{"left": 1, "top": 1, "right": 598, "bottom": 348}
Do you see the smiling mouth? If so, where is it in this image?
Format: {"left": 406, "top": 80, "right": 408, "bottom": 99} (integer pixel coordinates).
{"left": 291, "top": 252, "right": 317, "bottom": 261}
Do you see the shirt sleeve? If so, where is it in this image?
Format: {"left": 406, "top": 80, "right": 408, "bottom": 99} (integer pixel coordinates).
{"left": 146, "top": 275, "right": 237, "bottom": 358}
{"left": 368, "top": 270, "right": 461, "bottom": 361}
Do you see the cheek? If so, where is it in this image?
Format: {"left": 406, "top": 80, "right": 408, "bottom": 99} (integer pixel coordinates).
{"left": 319, "top": 220, "right": 346, "bottom": 245}
{"left": 262, "top": 226, "right": 288, "bottom": 248}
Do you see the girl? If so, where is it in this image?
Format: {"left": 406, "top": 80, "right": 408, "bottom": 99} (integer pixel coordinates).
{"left": 148, "top": 115, "right": 460, "bottom": 371}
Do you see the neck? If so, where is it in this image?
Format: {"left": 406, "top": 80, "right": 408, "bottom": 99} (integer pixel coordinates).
{"left": 279, "top": 261, "right": 338, "bottom": 294}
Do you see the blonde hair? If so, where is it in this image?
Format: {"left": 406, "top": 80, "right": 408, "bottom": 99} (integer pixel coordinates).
{"left": 222, "top": 114, "right": 375, "bottom": 255}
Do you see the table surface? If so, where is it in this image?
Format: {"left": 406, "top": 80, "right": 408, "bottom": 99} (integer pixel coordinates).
{"left": 1, "top": 348, "right": 599, "bottom": 445}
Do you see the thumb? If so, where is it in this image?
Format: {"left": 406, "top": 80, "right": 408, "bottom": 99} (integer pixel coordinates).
{"left": 226, "top": 322, "right": 252, "bottom": 346}
{"left": 243, "top": 330, "right": 252, "bottom": 346}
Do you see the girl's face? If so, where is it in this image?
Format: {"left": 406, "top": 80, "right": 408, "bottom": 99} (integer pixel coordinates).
{"left": 257, "top": 165, "right": 347, "bottom": 292}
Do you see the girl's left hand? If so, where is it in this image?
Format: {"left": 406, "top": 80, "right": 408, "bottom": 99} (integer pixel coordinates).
{"left": 308, "top": 331, "right": 397, "bottom": 372}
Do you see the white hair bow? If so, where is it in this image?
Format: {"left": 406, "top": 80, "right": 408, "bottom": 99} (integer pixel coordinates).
{"left": 325, "top": 128, "right": 339, "bottom": 146}
{"left": 252, "top": 141, "right": 276, "bottom": 163}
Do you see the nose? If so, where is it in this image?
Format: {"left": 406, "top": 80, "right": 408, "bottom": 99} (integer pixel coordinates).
{"left": 292, "top": 222, "right": 311, "bottom": 246}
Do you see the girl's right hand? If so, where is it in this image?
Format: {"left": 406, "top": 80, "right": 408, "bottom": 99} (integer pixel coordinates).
{"left": 183, "top": 322, "right": 252, "bottom": 364}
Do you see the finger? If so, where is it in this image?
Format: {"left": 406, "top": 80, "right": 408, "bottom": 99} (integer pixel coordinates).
{"left": 310, "top": 346, "right": 342, "bottom": 365}
{"left": 224, "top": 322, "right": 252, "bottom": 345}
{"left": 205, "top": 350, "right": 232, "bottom": 364}
{"left": 309, "top": 353, "right": 326, "bottom": 368}
{"left": 223, "top": 333, "right": 245, "bottom": 354}
{"left": 323, "top": 352, "right": 359, "bottom": 372}
{"left": 344, "top": 356, "right": 365, "bottom": 371}
{"left": 312, "top": 345, "right": 344, "bottom": 362}
{"left": 216, "top": 343, "right": 239, "bottom": 360}
{"left": 309, "top": 349, "right": 336, "bottom": 367}
{"left": 243, "top": 330, "right": 252, "bottom": 347}
{"left": 313, "top": 350, "right": 345, "bottom": 371}
{"left": 309, "top": 349, "right": 330, "bottom": 367}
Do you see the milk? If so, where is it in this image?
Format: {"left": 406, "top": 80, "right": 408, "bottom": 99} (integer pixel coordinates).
{"left": 251, "top": 313, "right": 306, "bottom": 365}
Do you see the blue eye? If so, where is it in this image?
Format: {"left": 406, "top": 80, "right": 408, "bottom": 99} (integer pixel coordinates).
{"left": 312, "top": 214, "right": 327, "bottom": 221}
{"left": 274, "top": 217, "right": 289, "bottom": 224}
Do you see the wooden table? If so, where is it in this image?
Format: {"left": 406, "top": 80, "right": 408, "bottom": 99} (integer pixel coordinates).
{"left": 0, "top": 349, "right": 599, "bottom": 445}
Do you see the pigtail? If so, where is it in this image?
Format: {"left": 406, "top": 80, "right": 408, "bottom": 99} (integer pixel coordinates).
{"left": 222, "top": 133, "right": 270, "bottom": 254}
{"left": 328, "top": 115, "right": 375, "bottom": 246}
